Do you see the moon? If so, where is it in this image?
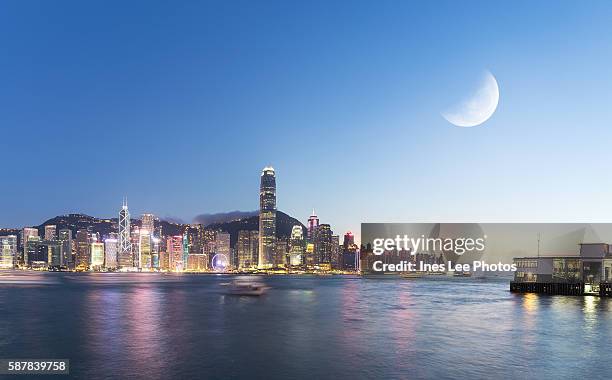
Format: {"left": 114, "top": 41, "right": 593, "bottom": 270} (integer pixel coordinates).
{"left": 442, "top": 71, "right": 499, "bottom": 127}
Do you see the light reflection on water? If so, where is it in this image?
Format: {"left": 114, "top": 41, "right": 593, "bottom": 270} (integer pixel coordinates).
{"left": 1, "top": 274, "right": 612, "bottom": 379}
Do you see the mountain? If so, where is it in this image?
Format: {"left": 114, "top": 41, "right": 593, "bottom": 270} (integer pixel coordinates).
{"left": 33, "top": 211, "right": 306, "bottom": 248}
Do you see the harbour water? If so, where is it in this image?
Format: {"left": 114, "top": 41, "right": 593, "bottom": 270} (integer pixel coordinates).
{"left": 1, "top": 273, "right": 611, "bottom": 379}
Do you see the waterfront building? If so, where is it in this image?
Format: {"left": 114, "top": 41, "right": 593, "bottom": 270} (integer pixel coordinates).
{"left": 289, "top": 225, "right": 304, "bottom": 266}
{"left": 315, "top": 224, "right": 333, "bottom": 266}
{"left": 512, "top": 243, "right": 612, "bottom": 295}
{"left": 90, "top": 242, "right": 104, "bottom": 270}
{"left": 25, "top": 235, "right": 41, "bottom": 267}
{"left": 58, "top": 229, "right": 73, "bottom": 267}
{"left": 237, "top": 230, "right": 258, "bottom": 269}
{"left": 166, "top": 235, "right": 183, "bottom": 271}
{"left": 44, "top": 225, "right": 57, "bottom": 240}
{"left": 0, "top": 235, "right": 17, "bottom": 269}
{"left": 104, "top": 238, "right": 118, "bottom": 269}
{"left": 75, "top": 230, "right": 91, "bottom": 269}
{"left": 275, "top": 238, "right": 289, "bottom": 267}
{"left": 151, "top": 236, "right": 160, "bottom": 269}
{"left": 118, "top": 199, "right": 132, "bottom": 268}
{"left": 182, "top": 234, "right": 189, "bottom": 270}
{"left": 331, "top": 235, "right": 340, "bottom": 269}
{"left": 342, "top": 232, "right": 359, "bottom": 271}
{"left": 139, "top": 229, "right": 152, "bottom": 269}
{"left": 22, "top": 227, "right": 38, "bottom": 266}
{"left": 215, "top": 231, "right": 231, "bottom": 268}
{"left": 258, "top": 166, "right": 276, "bottom": 269}
{"left": 187, "top": 254, "right": 208, "bottom": 271}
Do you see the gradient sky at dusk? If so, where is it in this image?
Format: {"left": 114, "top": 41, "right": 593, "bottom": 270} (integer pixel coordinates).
{"left": 2, "top": 1, "right": 612, "bottom": 240}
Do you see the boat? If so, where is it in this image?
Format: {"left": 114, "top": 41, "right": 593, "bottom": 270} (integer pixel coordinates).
{"left": 401, "top": 272, "right": 427, "bottom": 279}
{"left": 226, "top": 280, "right": 269, "bottom": 296}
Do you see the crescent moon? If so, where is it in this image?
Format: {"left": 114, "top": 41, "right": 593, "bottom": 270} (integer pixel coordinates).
{"left": 442, "top": 71, "right": 499, "bottom": 127}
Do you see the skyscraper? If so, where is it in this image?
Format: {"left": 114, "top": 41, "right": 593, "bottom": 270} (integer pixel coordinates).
{"left": 167, "top": 235, "right": 183, "bottom": 271}
{"left": 139, "top": 229, "right": 152, "bottom": 269}
{"left": 75, "top": 230, "right": 91, "bottom": 269}
{"left": 58, "top": 229, "right": 73, "bottom": 268}
{"left": 237, "top": 230, "right": 258, "bottom": 269}
{"left": 141, "top": 214, "right": 154, "bottom": 235}
{"left": 0, "top": 235, "right": 17, "bottom": 269}
{"left": 44, "top": 225, "right": 57, "bottom": 240}
{"left": 215, "top": 231, "right": 231, "bottom": 267}
{"left": 118, "top": 199, "right": 132, "bottom": 268}
{"left": 90, "top": 242, "right": 104, "bottom": 269}
{"left": 104, "top": 238, "right": 118, "bottom": 269}
{"left": 258, "top": 166, "right": 276, "bottom": 269}
{"left": 22, "top": 227, "right": 38, "bottom": 266}
{"left": 182, "top": 233, "right": 189, "bottom": 270}
{"left": 289, "top": 226, "right": 304, "bottom": 266}
{"left": 307, "top": 210, "right": 319, "bottom": 242}
{"left": 315, "top": 224, "right": 333, "bottom": 267}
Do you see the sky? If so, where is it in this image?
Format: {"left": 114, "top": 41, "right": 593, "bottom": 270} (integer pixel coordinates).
{"left": 2, "top": 1, "right": 612, "bottom": 240}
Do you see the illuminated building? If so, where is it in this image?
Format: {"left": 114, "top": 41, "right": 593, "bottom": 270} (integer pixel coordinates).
{"left": 187, "top": 254, "right": 208, "bottom": 271}
{"left": 118, "top": 199, "right": 132, "bottom": 268}
{"left": 141, "top": 213, "right": 154, "bottom": 235}
{"left": 342, "top": 232, "right": 359, "bottom": 271}
{"left": 315, "top": 224, "right": 332, "bottom": 265}
{"left": 182, "top": 234, "right": 189, "bottom": 270}
{"left": 289, "top": 225, "right": 304, "bottom": 266}
{"left": 151, "top": 236, "right": 160, "bottom": 269}
{"left": 37, "top": 240, "right": 62, "bottom": 268}
{"left": 130, "top": 229, "right": 140, "bottom": 267}
{"left": 44, "top": 225, "right": 57, "bottom": 240}
{"left": 0, "top": 235, "right": 17, "bottom": 269}
{"left": 25, "top": 235, "right": 41, "bottom": 267}
{"left": 75, "top": 230, "right": 91, "bottom": 269}
{"left": 139, "top": 229, "right": 152, "bottom": 269}
{"left": 305, "top": 243, "right": 315, "bottom": 266}
{"left": 237, "top": 230, "right": 258, "bottom": 269}
{"left": 331, "top": 235, "right": 340, "bottom": 269}
{"left": 215, "top": 231, "right": 231, "bottom": 267}
{"left": 167, "top": 235, "right": 183, "bottom": 271}
{"left": 90, "top": 242, "right": 104, "bottom": 269}
{"left": 58, "top": 229, "right": 73, "bottom": 267}
{"left": 22, "top": 227, "right": 38, "bottom": 265}
{"left": 104, "top": 238, "right": 118, "bottom": 269}
{"left": 275, "top": 238, "right": 288, "bottom": 267}
{"left": 258, "top": 166, "right": 276, "bottom": 269}
{"left": 307, "top": 210, "right": 319, "bottom": 242}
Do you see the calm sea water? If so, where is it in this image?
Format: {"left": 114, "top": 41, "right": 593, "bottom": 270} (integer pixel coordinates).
{"left": 1, "top": 273, "right": 611, "bottom": 379}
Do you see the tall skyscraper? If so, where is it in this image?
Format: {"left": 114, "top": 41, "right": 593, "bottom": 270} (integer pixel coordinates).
{"left": 167, "top": 235, "right": 183, "bottom": 271}
{"left": 182, "top": 234, "right": 189, "bottom": 270}
{"left": 104, "top": 238, "right": 118, "bottom": 269}
{"left": 75, "top": 229, "right": 91, "bottom": 269}
{"left": 258, "top": 166, "right": 276, "bottom": 269}
{"left": 44, "top": 225, "right": 57, "bottom": 240}
{"left": 141, "top": 214, "right": 154, "bottom": 235}
{"left": 22, "top": 227, "right": 38, "bottom": 266}
{"left": 90, "top": 242, "right": 104, "bottom": 269}
{"left": 58, "top": 229, "right": 73, "bottom": 267}
{"left": 139, "top": 229, "right": 152, "bottom": 269}
{"left": 289, "top": 226, "right": 304, "bottom": 266}
{"left": 315, "top": 224, "right": 333, "bottom": 266}
{"left": 307, "top": 210, "right": 319, "bottom": 242}
{"left": 237, "top": 230, "right": 258, "bottom": 269}
{"left": 118, "top": 198, "right": 132, "bottom": 268}
{"left": 331, "top": 234, "right": 340, "bottom": 269}
{"left": 0, "top": 235, "right": 17, "bottom": 269}
{"left": 215, "top": 231, "right": 231, "bottom": 267}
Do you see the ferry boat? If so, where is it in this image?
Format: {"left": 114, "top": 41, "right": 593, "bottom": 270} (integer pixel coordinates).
{"left": 226, "top": 280, "right": 269, "bottom": 296}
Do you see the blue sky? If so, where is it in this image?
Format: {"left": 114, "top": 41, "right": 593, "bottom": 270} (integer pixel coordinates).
{"left": 1, "top": 1, "right": 612, "bottom": 239}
